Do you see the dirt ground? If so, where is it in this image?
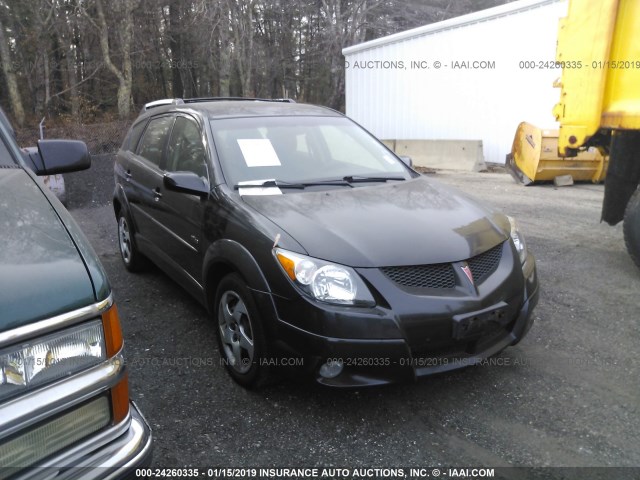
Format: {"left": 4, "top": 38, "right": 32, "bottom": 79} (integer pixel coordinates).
{"left": 66, "top": 156, "right": 639, "bottom": 478}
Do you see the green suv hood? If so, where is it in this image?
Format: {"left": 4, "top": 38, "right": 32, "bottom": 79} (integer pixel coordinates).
{"left": 0, "top": 168, "right": 96, "bottom": 332}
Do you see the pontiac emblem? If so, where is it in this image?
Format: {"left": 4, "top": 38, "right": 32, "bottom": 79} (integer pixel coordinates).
{"left": 461, "top": 264, "right": 474, "bottom": 285}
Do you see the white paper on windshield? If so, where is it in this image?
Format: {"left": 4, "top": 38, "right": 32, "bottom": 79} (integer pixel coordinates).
{"left": 237, "top": 179, "right": 282, "bottom": 196}
{"left": 237, "top": 139, "right": 282, "bottom": 167}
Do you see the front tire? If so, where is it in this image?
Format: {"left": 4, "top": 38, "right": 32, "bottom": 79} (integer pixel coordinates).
{"left": 623, "top": 188, "right": 640, "bottom": 270}
{"left": 117, "top": 210, "right": 149, "bottom": 272}
{"left": 214, "top": 273, "right": 272, "bottom": 388}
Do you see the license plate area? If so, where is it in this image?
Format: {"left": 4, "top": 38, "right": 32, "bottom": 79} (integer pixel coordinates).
{"left": 452, "top": 301, "right": 510, "bottom": 340}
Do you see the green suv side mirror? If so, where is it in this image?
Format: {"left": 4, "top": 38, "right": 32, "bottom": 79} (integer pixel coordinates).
{"left": 24, "top": 140, "right": 91, "bottom": 175}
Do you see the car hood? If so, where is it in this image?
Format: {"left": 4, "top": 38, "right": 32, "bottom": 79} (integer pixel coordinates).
{"left": 241, "top": 176, "right": 510, "bottom": 267}
{"left": 0, "top": 168, "right": 96, "bottom": 332}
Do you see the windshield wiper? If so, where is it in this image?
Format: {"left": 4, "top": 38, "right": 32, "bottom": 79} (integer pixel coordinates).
{"left": 235, "top": 178, "right": 352, "bottom": 190}
{"left": 234, "top": 176, "right": 404, "bottom": 191}
{"left": 302, "top": 180, "right": 352, "bottom": 187}
{"left": 342, "top": 175, "right": 406, "bottom": 183}
{"left": 234, "top": 179, "right": 306, "bottom": 189}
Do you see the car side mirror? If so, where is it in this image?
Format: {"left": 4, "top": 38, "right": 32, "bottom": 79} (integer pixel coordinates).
{"left": 23, "top": 140, "right": 91, "bottom": 175}
{"left": 399, "top": 156, "right": 413, "bottom": 168}
{"left": 164, "top": 171, "right": 209, "bottom": 197}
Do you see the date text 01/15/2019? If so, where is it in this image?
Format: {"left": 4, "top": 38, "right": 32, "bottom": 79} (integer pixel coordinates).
{"left": 519, "top": 59, "right": 640, "bottom": 69}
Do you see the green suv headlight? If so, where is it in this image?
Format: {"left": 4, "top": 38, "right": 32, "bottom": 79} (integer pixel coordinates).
{"left": 0, "top": 320, "right": 106, "bottom": 402}
{"left": 507, "top": 216, "right": 528, "bottom": 264}
{"left": 274, "top": 248, "right": 375, "bottom": 306}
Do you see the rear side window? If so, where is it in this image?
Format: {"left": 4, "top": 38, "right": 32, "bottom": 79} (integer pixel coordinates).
{"left": 122, "top": 120, "right": 148, "bottom": 152}
{"left": 136, "top": 116, "right": 174, "bottom": 166}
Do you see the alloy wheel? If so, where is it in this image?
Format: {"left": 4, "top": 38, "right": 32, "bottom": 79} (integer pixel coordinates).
{"left": 118, "top": 216, "right": 132, "bottom": 264}
{"left": 218, "top": 290, "right": 255, "bottom": 374}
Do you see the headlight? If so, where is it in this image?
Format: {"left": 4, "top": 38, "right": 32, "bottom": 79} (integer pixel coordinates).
{"left": 0, "top": 320, "right": 106, "bottom": 402}
{"left": 507, "top": 216, "right": 528, "bottom": 264}
{"left": 274, "top": 248, "right": 375, "bottom": 306}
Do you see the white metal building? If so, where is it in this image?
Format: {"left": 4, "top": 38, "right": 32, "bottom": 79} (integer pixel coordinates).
{"left": 342, "top": 0, "right": 568, "bottom": 165}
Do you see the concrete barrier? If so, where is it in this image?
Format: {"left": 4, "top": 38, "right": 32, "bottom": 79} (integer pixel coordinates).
{"left": 382, "top": 139, "right": 486, "bottom": 172}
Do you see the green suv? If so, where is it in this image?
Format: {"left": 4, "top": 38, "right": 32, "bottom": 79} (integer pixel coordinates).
{"left": 0, "top": 110, "right": 152, "bottom": 477}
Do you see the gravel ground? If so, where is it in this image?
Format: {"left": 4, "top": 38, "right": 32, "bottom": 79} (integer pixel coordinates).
{"left": 65, "top": 156, "right": 639, "bottom": 478}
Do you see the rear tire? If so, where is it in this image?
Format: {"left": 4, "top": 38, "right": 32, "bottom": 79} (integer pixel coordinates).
{"left": 214, "top": 273, "right": 272, "bottom": 388}
{"left": 117, "top": 210, "right": 149, "bottom": 272}
{"left": 623, "top": 188, "right": 640, "bottom": 270}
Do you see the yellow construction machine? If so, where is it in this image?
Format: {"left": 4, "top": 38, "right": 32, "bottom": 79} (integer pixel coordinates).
{"left": 506, "top": 121, "right": 608, "bottom": 185}
{"left": 509, "top": 0, "right": 640, "bottom": 269}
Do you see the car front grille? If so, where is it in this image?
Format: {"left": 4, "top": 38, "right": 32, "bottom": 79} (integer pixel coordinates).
{"left": 467, "top": 243, "right": 503, "bottom": 283}
{"left": 381, "top": 242, "right": 504, "bottom": 289}
{"left": 380, "top": 263, "right": 456, "bottom": 289}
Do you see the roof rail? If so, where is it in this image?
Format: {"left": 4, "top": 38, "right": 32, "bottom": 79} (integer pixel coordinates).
{"left": 182, "top": 97, "right": 296, "bottom": 104}
{"left": 142, "top": 98, "right": 185, "bottom": 112}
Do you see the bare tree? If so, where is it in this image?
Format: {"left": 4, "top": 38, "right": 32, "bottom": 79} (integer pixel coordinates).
{"left": 82, "top": 0, "right": 136, "bottom": 118}
{"left": 228, "top": 0, "right": 257, "bottom": 96}
{"left": 51, "top": 0, "right": 81, "bottom": 117}
{"left": 0, "top": 4, "right": 25, "bottom": 125}
{"left": 0, "top": 0, "right": 515, "bottom": 121}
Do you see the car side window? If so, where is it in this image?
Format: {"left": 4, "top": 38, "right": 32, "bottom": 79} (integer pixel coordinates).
{"left": 123, "top": 120, "right": 148, "bottom": 153}
{"left": 136, "top": 116, "right": 174, "bottom": 167}
{"left": 166, "top": 116, "right": 207, "bottom": 177}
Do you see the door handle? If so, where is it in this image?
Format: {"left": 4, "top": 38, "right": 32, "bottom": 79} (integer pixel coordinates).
{"left": 124, "top": 170, "right": 132, "bottom": 182}
{"left": 153, "top": 188, "right": 162, "bottom": 201}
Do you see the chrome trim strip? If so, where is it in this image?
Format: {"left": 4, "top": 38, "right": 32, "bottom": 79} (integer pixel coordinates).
{"left": 0, "top": 352, "right": 125, "bottom": 440}
{"left": 93, "top": 404, "right": 153, "bottom": 477}
{"left": 0, "top": 294, "right": 113, "bottom": 348}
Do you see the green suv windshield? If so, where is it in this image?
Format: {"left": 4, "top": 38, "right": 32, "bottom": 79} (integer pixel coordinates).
{"left": 0, "top": 138, "right": 16, "bottom": 166}
{"left": 209, "top": 116, "right": 410, "bottom": 186}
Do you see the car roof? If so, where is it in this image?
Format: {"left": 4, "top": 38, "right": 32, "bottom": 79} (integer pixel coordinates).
{"left": 137, "top": 98, "right": 343, "bottom": 122}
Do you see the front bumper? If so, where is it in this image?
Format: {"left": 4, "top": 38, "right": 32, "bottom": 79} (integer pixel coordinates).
{"left": 263, "top": 244, "right": 539, "bottom": 387}
{"left": 276, "top": 285, "right": 538, "bottom": 387}
{"left": 14, "top": 401, "right": 152, "bottom": 480}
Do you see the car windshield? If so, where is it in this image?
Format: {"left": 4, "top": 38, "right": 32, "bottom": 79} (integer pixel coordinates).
{"left": 209, "top": 116, "right": 411, "bottom": 187}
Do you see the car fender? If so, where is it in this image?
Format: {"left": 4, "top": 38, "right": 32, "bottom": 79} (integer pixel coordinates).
{"left": 202, "top": 239, "right": 281, "bottom": 334}
{"left": 203, "top": 239, "right": 271, "bottom": 295}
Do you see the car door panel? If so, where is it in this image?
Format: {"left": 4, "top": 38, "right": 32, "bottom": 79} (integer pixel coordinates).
{"left": 115, "top": 119, "right": 148, "bottom": 222}
{"left": 156, "top": 115, "right": 209, "bottom": 281}
{"left": 127, "top": 115, "right": 175, "bottom": 245}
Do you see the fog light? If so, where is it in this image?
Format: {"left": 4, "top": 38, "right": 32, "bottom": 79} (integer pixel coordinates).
{"left": 0, "top": 396, "right": 110, "bottom": 472}
{"left": 319, "top": 359, "right": 343, "bottom": 379}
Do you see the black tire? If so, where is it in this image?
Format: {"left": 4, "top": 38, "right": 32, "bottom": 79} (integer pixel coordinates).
{"left": 214, "top": 273, "right": 272, "bottom": 388}
{"left": 623, "top": 188, "right": 640, "bottom": 270}
{"left": 116, "top": 209, "right": 149, "bottom": 272}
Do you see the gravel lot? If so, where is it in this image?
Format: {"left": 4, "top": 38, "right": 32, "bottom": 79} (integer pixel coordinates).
{"left": 66, "top": 156, "right": 639, "bottom": 478}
